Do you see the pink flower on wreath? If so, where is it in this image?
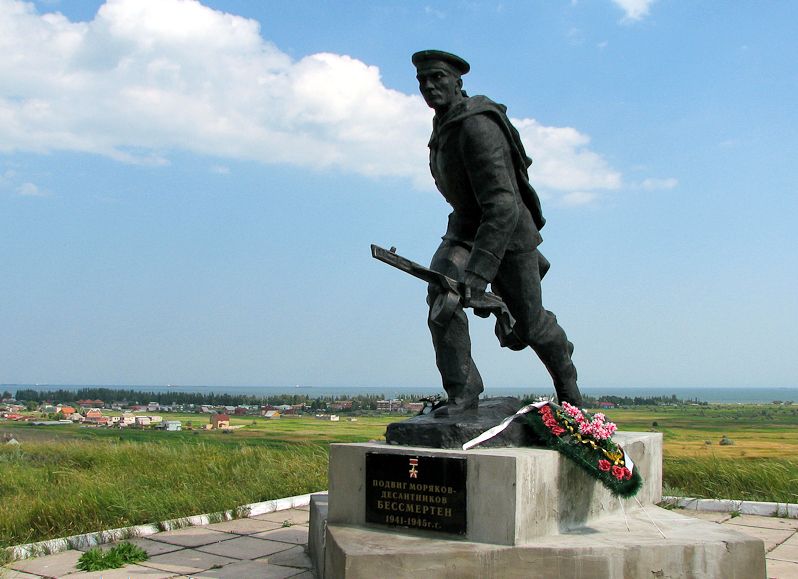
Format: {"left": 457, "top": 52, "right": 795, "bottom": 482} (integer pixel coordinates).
{"left": 551, "top": 426, "right": 565, "bottom": 436}
{"left": 573, "top": 409, "right": 617, "bottom": 441}
{"left": 598, "top": 459, "right": 611, "bottom": 472}
{"left": 599, "top": 420, "right": 617, "bottom": 438}
{"left": 611, "top": 465, "right": 625, "bottom": 480}
{"left": 591, "top": 422, "right": 617, "bottom": 441}
{"left": 561, "top": 401, "right": 585, "bottom": 423}
{"left": 578, "top": 420, "right": 595, "bottom": 437}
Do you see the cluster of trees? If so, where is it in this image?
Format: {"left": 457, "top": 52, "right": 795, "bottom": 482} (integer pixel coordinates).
{"left": 12, "top": 387, "right": 315, "bottom": 407}
{"left": 580, "top": 394, "right": 707, "bottom": 407}
{"left": 9, "top": 387, "right": 413, "bottom": 412}
{"left": 9, "top": 387, "right": 708, "bottom": 410}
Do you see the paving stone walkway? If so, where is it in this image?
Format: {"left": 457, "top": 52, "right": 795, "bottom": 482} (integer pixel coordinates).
{"left": 673, "top": 508, "right": 798, "bottom": 579}
{"left": 2, "top": 506, "right": 313, "bottom": 579}
{"left": 3, "top": 506, "right": 797, "bottom": 578}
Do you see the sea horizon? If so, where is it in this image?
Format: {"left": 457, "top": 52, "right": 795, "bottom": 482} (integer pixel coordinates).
{"left": 4, "top": 384, "right": 797, "bottom": 404}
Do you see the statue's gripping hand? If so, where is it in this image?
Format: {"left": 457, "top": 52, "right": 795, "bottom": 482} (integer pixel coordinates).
{"left": 463, "top": 271, "right": 488, "bottom": 306}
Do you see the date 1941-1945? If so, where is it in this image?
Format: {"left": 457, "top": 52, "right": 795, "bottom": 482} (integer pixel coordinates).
{"left": 384, "top": 514, "right": 442, "bottom": 529}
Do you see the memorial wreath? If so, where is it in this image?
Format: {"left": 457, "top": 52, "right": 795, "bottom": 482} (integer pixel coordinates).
{"left": 524, "top": 402, "right": 643, "bottom": 498}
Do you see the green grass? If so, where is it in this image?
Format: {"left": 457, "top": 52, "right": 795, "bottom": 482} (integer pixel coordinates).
{"left": 662, "top": 456, "right": 798, "bottom": 503}
{"left": 0, "top": 435, "right": 329, "bottom": 549}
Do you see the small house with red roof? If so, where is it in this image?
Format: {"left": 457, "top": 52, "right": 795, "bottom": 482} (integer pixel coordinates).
{"left": 211, "top": 414, "right": 230, "bottom": 429}
{"left": 84, "top": 408, "right": 103, "bottom": 421}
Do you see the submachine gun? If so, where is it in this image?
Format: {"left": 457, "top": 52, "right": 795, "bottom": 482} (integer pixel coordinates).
{"left": 370, "top": 244, "right": 520, "bottom": 347}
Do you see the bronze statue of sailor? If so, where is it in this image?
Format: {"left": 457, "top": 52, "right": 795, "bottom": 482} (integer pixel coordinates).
{"left": 412, "top": 50, "right": 584, "bottom": 416}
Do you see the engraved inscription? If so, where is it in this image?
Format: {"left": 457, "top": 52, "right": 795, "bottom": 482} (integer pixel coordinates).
{"left": 365, "top": 453, "right": 467, "bottom": 535}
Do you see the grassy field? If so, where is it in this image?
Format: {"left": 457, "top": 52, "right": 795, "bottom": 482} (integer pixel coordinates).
{"left": 1, "top": 405, "right": 796, "bottom": 550}
{"left": 1, "top": 413, "right": 395, "bottom": 446}
{"left": 0, "top": 415, "right": 395, "bottom": 551}
{"left": 605, "top": 405, "right": 798, "bottom": 459}
{"left": 606, "top": 404, "right": 798, "bottom": 504}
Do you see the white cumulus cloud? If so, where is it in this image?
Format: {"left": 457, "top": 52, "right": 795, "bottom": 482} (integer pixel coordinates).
{"left": 561, "top": 191, "right": 599, "bottom": 207}
{"left": 611, "top": 0, "right": 654, "bottom": 22}
{"left": 0, "top": 0, "right": 625, "bottom": 200}
{"left": 514, "top": 118, "right": 622, "bottom": 193}
{"left": 641, "top": 177, "right": 678, "bottom": 190}
{"left": 16, "top": 181, "right": 47, "bottom": 197}
{"left": 0, "top": 169, "right": 16, "bottom": 185}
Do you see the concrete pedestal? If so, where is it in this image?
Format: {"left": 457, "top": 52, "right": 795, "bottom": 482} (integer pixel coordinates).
{"left": 309, "top": 432, "right": 766, "bottom": 578}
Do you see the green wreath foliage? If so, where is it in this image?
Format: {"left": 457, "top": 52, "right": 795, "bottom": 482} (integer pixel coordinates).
{"left": 523, "top": 403, "right": 643, "bottom": 498}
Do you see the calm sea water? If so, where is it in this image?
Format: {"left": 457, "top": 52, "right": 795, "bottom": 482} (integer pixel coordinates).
{"left": 6, "top": 384, "right": 798, "bottom": 404}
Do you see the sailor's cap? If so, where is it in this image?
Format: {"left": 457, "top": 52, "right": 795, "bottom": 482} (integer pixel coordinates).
{"left": 411, "top": 50, "right": 470, "bottom": 75}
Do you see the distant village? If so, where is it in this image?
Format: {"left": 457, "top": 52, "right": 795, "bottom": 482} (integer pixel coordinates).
{"left": 0, "top": 388, "right": 723, "bottom": 433}
{"left": 0, "top": 394, "right": 426, "bottom": 432}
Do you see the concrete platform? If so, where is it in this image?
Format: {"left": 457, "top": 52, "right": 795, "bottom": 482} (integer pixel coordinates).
{"left": 324, "top": 507, "right": 765, "bottom": 579}
{"left": 315, "top": 434, "right": 770, "bottom": 578}
{"left": 327, "top": 433, "right": 662, "bottom": 545}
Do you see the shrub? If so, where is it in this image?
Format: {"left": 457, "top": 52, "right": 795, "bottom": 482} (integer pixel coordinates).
{"left": 77, "top": 542, "right": 148, "bottom": 571}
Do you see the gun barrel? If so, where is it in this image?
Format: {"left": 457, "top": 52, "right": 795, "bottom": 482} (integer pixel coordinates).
{"left": 371, "top": 243, "right": 516, "bottom": 336}
{"left": 371, "top": 244, "right": 454, "bottom": 288}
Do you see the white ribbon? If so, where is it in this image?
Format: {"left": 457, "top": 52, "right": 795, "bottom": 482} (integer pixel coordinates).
{"left": 623, "top": 449, "right": 635, "bottom": 474}
{"left": 461, "top": 401, "right": 548, "bottom": 450}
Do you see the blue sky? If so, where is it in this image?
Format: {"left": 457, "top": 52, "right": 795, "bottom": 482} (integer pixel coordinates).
{"left": 1, "top": 0, "right": 795, "bottom": 390}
